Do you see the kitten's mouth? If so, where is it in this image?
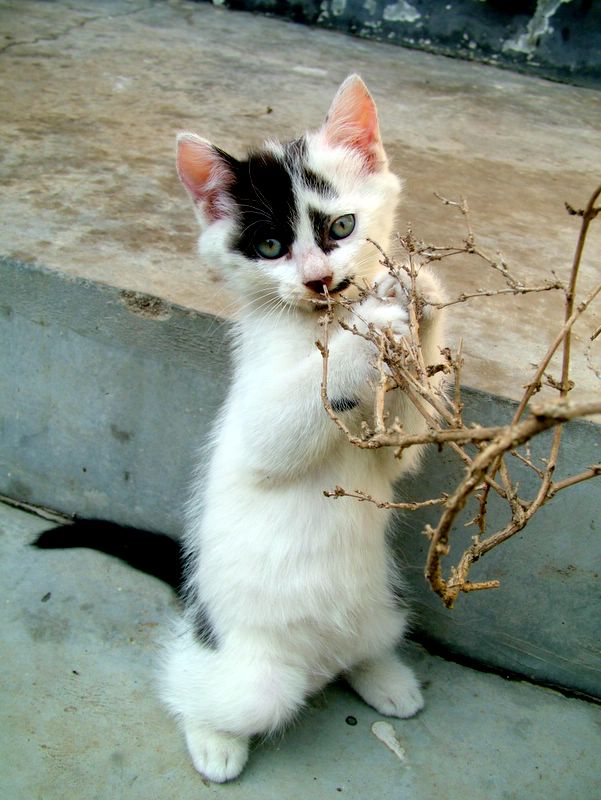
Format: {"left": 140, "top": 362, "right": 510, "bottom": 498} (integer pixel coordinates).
{"left": 307, "top": 277, "right": 353, "bottom": 309}
{"left": 331, "top": 278, "right": 352, "bottom": 294}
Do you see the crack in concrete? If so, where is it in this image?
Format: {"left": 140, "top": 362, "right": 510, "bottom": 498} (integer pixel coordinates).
{"left": 502, "top": 0, "right": 573, "bottom": 55}
{"left": 0, "top": 1, "right": 157, "bottom": 56}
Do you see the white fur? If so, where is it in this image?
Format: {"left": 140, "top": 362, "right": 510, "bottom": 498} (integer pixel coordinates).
{"left": 162, "top": 76, "right": 445, "bottom": 783}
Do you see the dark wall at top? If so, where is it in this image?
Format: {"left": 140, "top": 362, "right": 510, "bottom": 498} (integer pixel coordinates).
{"left": 223, "top": 0, "right": 601, "bottom": 88}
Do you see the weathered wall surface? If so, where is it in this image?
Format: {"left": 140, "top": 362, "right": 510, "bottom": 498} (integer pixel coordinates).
{"left": 1, "top": 258, "right": 230, "bottom": 535}
{"left": 225, "top": 0, "right": 601, "bottom": 87}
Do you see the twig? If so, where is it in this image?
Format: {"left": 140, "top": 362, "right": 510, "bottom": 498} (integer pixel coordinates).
{"left": 324, "top": 486, "right": 447, "bottom": 511}
{"left": 429, "top": 283, "right": 563, "bottom": 309}
{"left": 317, "top": 184, "right": 601, "bottom": 608}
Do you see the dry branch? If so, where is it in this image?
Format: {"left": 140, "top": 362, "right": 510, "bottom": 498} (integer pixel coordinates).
{"left": 318, "top": 183, "right": 601, "bottom": 608}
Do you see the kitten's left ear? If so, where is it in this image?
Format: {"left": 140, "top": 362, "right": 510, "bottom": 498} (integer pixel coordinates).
{"left": 322, "top": 74, "right": 386, "bottom": 171}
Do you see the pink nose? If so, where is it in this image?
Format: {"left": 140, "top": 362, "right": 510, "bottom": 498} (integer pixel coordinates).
{"left": 304, "top": 276, "right": 332, "bottom": 295}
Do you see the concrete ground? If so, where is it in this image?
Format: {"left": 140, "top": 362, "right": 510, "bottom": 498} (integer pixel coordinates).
{"left": 3, "top": 500, "right": 601, "bottom": 799}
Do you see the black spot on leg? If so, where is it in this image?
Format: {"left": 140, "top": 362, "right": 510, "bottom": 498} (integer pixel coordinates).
{"left": 193, "top": 602, "right": 220, "bottom": 650}
{"left": 330, "top": 397, "right": 359, "bottom": 413}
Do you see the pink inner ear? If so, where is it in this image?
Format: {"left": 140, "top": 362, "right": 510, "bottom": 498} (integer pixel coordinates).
{"left": 176, "top": 135, "right": 233, "bottom": 219}
{"left": 177, "top": 136, "right": 213, "bottom": 199}
{"left": 324, "top": 76, "right": 383, "bottom": 170}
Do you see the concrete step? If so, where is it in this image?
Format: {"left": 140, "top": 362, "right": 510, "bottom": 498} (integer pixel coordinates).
{"left": 2, "top": 0, "right": 600, "bottom": 403}
{"left": 3, "top": 501, "right": 601, "bottom": 799}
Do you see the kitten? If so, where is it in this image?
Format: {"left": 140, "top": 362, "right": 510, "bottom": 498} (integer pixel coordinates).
{"left": 160, "top": 75, "right": 445, "bottom": 782}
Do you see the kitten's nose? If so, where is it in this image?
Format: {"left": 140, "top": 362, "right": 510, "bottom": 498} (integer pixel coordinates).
{"left": 304, "top": 275, "right": 332, "bottom": 295}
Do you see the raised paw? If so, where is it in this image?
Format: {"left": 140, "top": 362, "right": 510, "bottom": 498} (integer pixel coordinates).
{"left": 348, "top": 655, "right": 424, "bottom": 719}
{"left": 374, "top": 268, "right": 444, "bottom": 325}
{"left": 373, "top": 270, "right": 408, "bottom": 303}
{"left": 357, "top": 293, "right": 409, "bottom": 337}
{"left": 183, "top": 722, "right": 249, "bottom": 783}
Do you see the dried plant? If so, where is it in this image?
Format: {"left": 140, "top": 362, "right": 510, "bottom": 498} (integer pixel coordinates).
{"left": 317, "top": 184, "right": 601, "bottom": 609}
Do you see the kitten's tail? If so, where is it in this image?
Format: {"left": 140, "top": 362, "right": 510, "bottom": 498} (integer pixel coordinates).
{"left": 32, "top": 520, "right": 185, "bottom": 593}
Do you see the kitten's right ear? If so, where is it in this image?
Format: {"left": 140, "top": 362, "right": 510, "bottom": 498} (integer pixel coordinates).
{"left": 323, "top": 75, "right": 386, "bottom": 172}
{"left": 176, "top": 133, "right": 235, "bottom": 221}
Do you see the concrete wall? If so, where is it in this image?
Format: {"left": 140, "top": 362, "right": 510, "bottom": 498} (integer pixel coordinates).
{"left": 1, "top": 257, "right": 230, "bottom": 535}
{"left": 2, "top": 258, "right": 600, "bottom": 699}
{"left": 224, "top": 0, "right": 601, "bottom": 88}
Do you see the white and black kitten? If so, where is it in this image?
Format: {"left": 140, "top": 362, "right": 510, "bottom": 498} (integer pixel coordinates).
{"left": 34, "top": 74, "right": 445, "bottom": 784}
{"left": 159, "top": 75, "right": 446, "bottom": 782}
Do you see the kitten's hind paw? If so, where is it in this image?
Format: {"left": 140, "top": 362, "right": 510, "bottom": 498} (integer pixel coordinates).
{"left": 183, "top": 723, "right": 249, "bottom": 783}
{"left": 348, "top": 654, "right": 424, "bottom": 719}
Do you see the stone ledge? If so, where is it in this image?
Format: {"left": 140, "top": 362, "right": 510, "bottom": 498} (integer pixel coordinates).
{"left": 2, "top": 0, "right": 600, "bottom": 405}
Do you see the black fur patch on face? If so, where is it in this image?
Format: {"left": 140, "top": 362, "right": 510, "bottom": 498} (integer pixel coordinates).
{"left": 286, "top": 138, "right": 335, "bottom": 198}
{"left": 285, "top": 136, "right": 306, "bottom": 163}
{"left": 332, "top": 278, "right": 352, "bottom": 293}
{"left": 302, "top": 167, "right": 335, "bottom": 197}
{"left": 222, "top": 138, "right": 337, "bottom": 260}
{"left": 309, "top": 208, "right": 338, "bottom": 255}
{"left": 193, "top": 602, "right": 219, "bottom": 650}
{"left": 225, "top": 149, "right": 297, "bottom": 261}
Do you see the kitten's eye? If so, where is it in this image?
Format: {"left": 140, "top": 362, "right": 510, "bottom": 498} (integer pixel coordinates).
{"left": 256, "top": 238, "right": 284, "bottom": 259}
{"left": 329, "top": 214, "right": 355, "bottom": 241}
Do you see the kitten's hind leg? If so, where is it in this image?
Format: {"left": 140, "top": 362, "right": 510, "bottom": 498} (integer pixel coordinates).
{"left": 162, "top": 623, "right": 309, "bottom": 781}
{"left": 182, "top": 722, "right": 249, "bottom": 784}
{"left": 347, "top": 650, "right": 424, "bottom": 719}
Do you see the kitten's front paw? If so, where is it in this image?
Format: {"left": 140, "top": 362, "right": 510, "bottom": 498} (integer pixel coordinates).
{"left": 184, "top": 722, "right": 249, "bottom": 783}
{"left": 374, "top": 268, "right": 444, "bottom": 325}
{"left": 357, "top": 294, "right": 409, "bottom": 338}
{"left": 373, "top": 271, "right": 408, "bottom": 303}
{"left": 348, "top": 655, "right": 424, "bottom": 719}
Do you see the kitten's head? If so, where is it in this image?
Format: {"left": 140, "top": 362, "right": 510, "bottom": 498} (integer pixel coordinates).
{"left": 176, "top": 75, "right": 401, "bottom": 311}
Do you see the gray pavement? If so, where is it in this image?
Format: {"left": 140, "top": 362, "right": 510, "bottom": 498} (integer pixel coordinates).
{"left": 2, "top": 501, "right": 601, "bottom": 799}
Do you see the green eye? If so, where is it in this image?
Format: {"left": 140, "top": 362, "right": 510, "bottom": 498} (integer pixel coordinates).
{"left": 329, "top": 214, "right": 355, "bottom": 240}
{"left": 256, "top": 238, "right": 284, "bottom": 259}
